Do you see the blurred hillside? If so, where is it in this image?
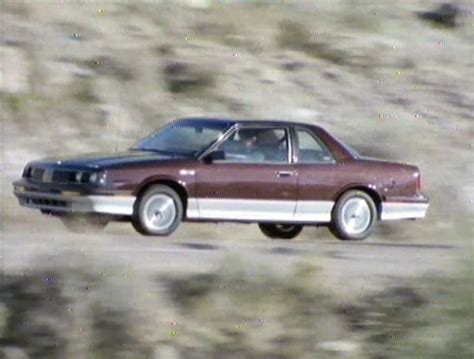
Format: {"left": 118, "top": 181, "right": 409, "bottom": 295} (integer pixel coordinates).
{"left": 1, "top": 3, "right": 474, "bottom": 357}
{"left": 1, "top": 0, "right": 473, "bottom": 238}
{"left": 1, "top": 253, "right": 473, "bottom": 358}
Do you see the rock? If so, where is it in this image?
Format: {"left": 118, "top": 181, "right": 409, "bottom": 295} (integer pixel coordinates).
{"left": 292, "top": 108, "right": 320, "bottom": 121}
{"left": 260, "top": 67, "right": 283, "bottom": 84}
{"left": 318, "top": 340, "right": 359, "bottom": 355}
{"left": 153, "top": 345, "right": 181, "bottom": 359}
{"left": 83, "top": 56, "right": 134, "bottom": 82}
{"left": 282, "top": 61, "right": 304, "bottom": 72}
{"left": 1, "top": 347, "right": 28, "bottom": 359}
{"left": 97, "top": 104, "right": 135, "bottom": 133}
{"left": 0, "top": 46, "right": 30, "bottom": 94}
{"left": 417, "top": 3, "right": 459, "bottom": 28}
{"left": 462, "top": 185, "right": 474, "bottom": 213}
{"left": 184, "top": 0, "right": 212, "bottom": 9}
{"left": 44, "top": 61, "right": 94, "bottom": 90}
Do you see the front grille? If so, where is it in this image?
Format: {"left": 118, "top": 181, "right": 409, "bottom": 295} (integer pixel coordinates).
{"left": 52, "top": 170, "right": 76, "bottom": 183}
{"left": 25, "top": 167, "right": 92, "bottom": 184}
{"left": 81, "top": 172, "right": 91, "bottom": 182}
{"left": 26, "top": 188, "right": 62, "bottom": 194}
{"left": 25, "top": 197, "right": 67, "bottom": 208}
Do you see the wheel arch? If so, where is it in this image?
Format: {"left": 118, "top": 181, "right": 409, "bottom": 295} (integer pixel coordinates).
{"left": 134, "top": 176, "right": 189, "bottom": 213}
{"left": 333, "top": 184, "right": 383, "bottom": 219}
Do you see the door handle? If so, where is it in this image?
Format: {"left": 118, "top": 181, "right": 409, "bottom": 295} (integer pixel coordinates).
{"left": 276, "top": 171, "right": 294, "bottom": 178}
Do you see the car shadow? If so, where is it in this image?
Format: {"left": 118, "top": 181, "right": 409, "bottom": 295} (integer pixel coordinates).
{"left": 268, "top": 246, "right": 304, "bottom": 255}
{"left": 176, "top": 242, "right": 220, "bottom": 251}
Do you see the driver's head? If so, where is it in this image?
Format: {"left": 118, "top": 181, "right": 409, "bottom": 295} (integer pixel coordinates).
{"left": 256, "top": 129, "right": 279, "bottom": 145}
{"left": 240, "top": 129, "right": 258, "bottom": 148}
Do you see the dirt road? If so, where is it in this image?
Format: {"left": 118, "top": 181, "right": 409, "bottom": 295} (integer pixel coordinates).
{"left": 2, "top": 223, "right": 461, "bottom": 297}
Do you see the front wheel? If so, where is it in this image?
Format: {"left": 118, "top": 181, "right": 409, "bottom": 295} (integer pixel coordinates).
{"left": 329, "top": 190, "right": 377, "bottom": 241}
{"left": 132, "top": 185, "right": 183, "bottom": 236}
{"left": 258, "top": 223, "right": 303, "bottom": 240}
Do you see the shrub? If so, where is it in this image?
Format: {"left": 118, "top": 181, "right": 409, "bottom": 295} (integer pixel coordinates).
{"left": 277, "top": 21, "right": 356, "bottom": 66}
{"left": 163, "top": 61, "right": 215, "bottom": 94}
{"left": 339, "top": 258, "right": 474, "bottom": 358}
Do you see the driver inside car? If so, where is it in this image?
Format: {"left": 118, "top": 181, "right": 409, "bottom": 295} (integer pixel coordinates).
{"left": 254, "top": 129, "right": 287, "bottom": 162}
{"left": 238, "top": 129, "right": 265, "bottom": 162}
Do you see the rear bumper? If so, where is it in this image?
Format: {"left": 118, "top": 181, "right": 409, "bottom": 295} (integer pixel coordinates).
{"left": 13, "top": 188, "right": 135, "bottom": 215}
{"left": 380, "top": 194, "right": 429, "bottom": 220}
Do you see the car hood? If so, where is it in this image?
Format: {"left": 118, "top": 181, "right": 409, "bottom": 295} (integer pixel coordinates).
{"left": 30, "top": 150, "right": 179, "bottom": 170}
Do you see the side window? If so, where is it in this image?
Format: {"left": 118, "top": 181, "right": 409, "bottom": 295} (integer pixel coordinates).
{"left": 296, "top": 129, "right": 334, "bottom": 163}
{"left": 216, "top": 127, "right": 289, "bottom": 163}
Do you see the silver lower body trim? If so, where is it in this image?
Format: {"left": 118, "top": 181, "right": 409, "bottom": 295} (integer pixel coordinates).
{"left": 186, "top": 198, "right": 334, "bottom": 223}
{"left": 188, "top": 198, "right": 429, "bottom": 223}
{"left": 186, "top": 198, "right": 200, "bottom": 218}
{"left": 294, "top": 200, "right": 334, "bottom": 222}
{"left": 15, "top": 191, "right": 136, "bottom": 215}
{"left": 381, "top": 202, "right": 429, "bottom": 220}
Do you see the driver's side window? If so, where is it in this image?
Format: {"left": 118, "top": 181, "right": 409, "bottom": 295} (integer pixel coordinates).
{"left": 216, "top": 127, "right": 289, "bottom": 163}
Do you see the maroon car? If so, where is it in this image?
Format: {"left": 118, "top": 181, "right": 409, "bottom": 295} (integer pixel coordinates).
{"left": 13, "top": 118, "right": 429, "bottom": 240}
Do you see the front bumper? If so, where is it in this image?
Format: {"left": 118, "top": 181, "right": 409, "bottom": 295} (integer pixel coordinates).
{"left": 13, "top": 182, "right": 135, "bottom": 216}
{"left": 380, "top": 194, "right": 429, "bottom": 220}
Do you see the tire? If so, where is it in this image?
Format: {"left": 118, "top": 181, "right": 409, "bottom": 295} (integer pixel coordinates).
{"left": 60, "top": 214, "right": 109, "bottom": 233}
{"left": 258, "top": 223, "right": 303, "bottom": 240}
{"left": 329, "top": 190, "right": 377, "bottom": 241}
{"left": 132, "top": 185, "right": 183, "bottom": 236}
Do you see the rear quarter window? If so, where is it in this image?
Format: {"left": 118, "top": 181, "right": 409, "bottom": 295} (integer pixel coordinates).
{"left": 296, "top": 129, "right": 335, "bottom": 164}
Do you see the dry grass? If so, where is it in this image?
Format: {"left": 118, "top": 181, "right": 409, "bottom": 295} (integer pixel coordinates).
{"left": 0, "top": 254, "right": 344, "bottom": 358}
{"left": 1, "top": 252, "right": 473, "bottom": 358}
{"left": 344, "top": 256, "right": 474, "bottom": 359}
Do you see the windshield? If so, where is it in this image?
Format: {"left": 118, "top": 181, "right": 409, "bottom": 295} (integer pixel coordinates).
{"left": 131, "top": 121, "right": 231, "bottom": 158}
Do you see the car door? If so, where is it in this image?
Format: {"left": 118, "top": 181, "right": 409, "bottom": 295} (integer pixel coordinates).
{"left": 193, "top": 125, "right": 297, "bottom": 222}
{"left": 293, "top": 127, "right": 338, "bottom": 223}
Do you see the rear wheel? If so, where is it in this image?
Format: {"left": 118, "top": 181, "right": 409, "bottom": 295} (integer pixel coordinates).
{"left": 329, "top": 190, "right": 377, "bottom": 241}
{"left": 60, "top": 214, "right": 109, "bottom": 233}
{"left": 132, "top": 185, "right": 183, "bottom": 236}
{"left": 258, "top": 223, "right": 303, "bottom": 240}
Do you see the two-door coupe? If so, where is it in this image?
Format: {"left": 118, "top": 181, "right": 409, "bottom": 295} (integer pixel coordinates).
{"left": 13, "top": 118, "right": 429, "bottom": 240}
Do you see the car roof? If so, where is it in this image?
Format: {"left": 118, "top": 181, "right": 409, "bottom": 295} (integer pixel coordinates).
{"left": 176, "top": 117, "right": 323, "bottom": 131}
{"left": 175, "top": 117, "right": 354, "bottom": 161}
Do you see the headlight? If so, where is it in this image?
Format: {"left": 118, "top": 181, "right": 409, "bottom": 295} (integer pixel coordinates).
{"left": 70, "top": 171, "right": 106, "bottom": 185}
{"left": 88, "top": 171, "right": 107, "bottom": 185}
{"left": 98, "top": 172, "right": 107, "bottom": 185}
{"left": 89, "top": 172, "right": 98, "bottom": 183}
{"left": 75, "top": 171, "right": 83, "bottom": 183}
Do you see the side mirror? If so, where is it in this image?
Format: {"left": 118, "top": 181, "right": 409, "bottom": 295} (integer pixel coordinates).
{"left": 203, "top": 150, "right": 225, "bottom": 164}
